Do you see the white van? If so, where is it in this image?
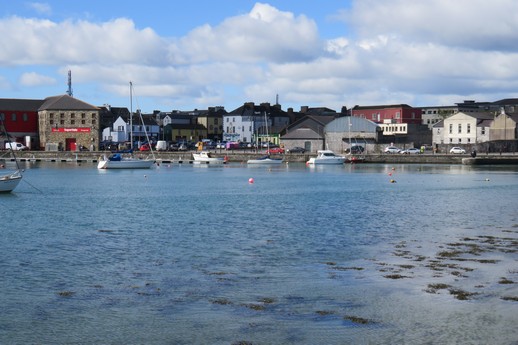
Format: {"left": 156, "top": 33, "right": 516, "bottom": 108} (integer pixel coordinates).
{"left": 5, "top": 142, "right": 27, "bottom": 151}
{"left": 155, "top": 140, "right": 168, "bottom": 151}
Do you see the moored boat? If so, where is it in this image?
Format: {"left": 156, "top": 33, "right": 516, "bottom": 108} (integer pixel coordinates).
{"left": 0, "top": 169, "right": 22, "bottom": 193}
{"left": 247, "top": 155, "right": 284, "bottom": 164}
{"left": 97, "top": 153, "right": 155, "bottom": 169}
{"left": 192, "top": 151, "right": 226, "bottom": 164}
{"left": 306, "top": 150, "right": 345, "bottom": 165}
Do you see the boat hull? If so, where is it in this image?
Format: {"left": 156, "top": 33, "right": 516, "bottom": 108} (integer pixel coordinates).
{"left": 192, "top": 153, "right": 225, "bottom": 164}
{"left": 307, "top": 158, "right": 345, "bottom": 165}
{"left": 0, "top": 171, "right": 22, "bottom": 192}
{"left": 247, "top": 157, "right": 284, "bottom": 164}
{"left": 97, "top": 159, "right": 155, "bottom": 169}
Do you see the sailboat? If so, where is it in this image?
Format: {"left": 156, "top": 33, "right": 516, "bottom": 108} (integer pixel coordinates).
{"left": 0, "top": 119, "right": 23, "bottom": 192}
{"left": 97, "top": 82, "right": 156, "bottom": 169}
{"left": 247, "top": 112, "right": 283, "bottom": 165}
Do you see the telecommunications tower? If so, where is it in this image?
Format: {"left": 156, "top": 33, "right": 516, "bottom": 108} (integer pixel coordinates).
{"left": 66, "top": 70, "right": 73, "bottom": 97}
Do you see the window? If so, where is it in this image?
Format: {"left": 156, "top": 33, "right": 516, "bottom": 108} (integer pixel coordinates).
{"left": 458, "top": 138, "right": 462, "bottom": 143}
{"left": 481, "top": 127, "right": 486, "bottom": 135}
{"left": 395, "top": 112, "right": 400, "bottom": 119}
{"left": 0, "top": 113, "right": 4, "bottom": 121}
{"left": 60, "top": 120, "right": 65, "bottom": 125}
{"left": 11, "top": 113, "right": 16, "bottom": 121}
{"left": 50, "top": 120, "right": 54, "bottom": 125}
{"left": 81, "top": 120, "right": 86, "bottom": 125}
{"left": 458, "top": 124, "right": 462, "bottom": 134}
{"left": 449, "top": 138, "right": 453, "bottom": 143}
{"left": 71, "top": 120, "right": 75, "bottom": 125}
{"left": 23, "top": 113, "right": 28, "bottom": 121}
{"left": 467, "top": 138, "right": 471, "bottom": 143}
{"left": 81, "top": 113, "right": 86, "bottom": 119}
{"left": 449, "top": 124, "right": 453, "bottom": 134}
{"left": 71, "top": 113, "right": 75, "bottom": 118}
{"left": 60, "top": 113, "right": 65, "bottom": 118}
{"left": 467, "top": 124, "right": 471, "bottom": 133}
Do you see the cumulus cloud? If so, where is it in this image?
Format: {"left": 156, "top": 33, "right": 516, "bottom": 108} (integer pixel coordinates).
{"left": 1, "top": 1, "right": 518, "bottom": 111}
{"left": 171, "top": 2, "right": 323, "bottom": 64}
{"left": 19, "top": 72, "right": 56, "bottom": 86}
{"left": 0, "top": 17, "right": 167, "bottom": 66}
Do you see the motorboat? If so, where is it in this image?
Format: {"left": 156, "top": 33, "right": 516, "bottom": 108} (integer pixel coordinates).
{"left": 97, "top": 153, "right": 155, "bottom": 169}
{"left": 0, "top": 169, "right": 22, "bottom": 193}
{"left": 192, "top": 151, "right": 226, "bottom": 164}
{"left": 306, "top": 150, "right": 346, "bottom": 165}
{"left": 247, "top": 155, "right": 284, "bottom": 165}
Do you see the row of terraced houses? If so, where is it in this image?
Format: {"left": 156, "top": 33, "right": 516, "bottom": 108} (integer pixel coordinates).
{"left": 1, "top": 95, "right": 517, "bottom": 154}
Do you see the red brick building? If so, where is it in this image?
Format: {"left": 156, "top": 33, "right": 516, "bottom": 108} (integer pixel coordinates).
{"left": 351, "top": 104, "right": 422, "bottom": 125}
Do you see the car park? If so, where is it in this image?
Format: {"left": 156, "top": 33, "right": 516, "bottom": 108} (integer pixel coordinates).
{"left": 384, "top": 146, "right": 401, "bottom": 153}
{"left": 401, "top": 148, "right": 420, "bottom": 154}
{"left": 450, "top": 147, "right": 466, "bottom": 154}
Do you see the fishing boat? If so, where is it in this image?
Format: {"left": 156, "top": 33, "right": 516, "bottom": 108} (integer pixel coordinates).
{"left": 192, "top": 151, "right": 226, "bottom": 164}
{"left": 97, "top": 82, "right": 155, "bottom": 169}
{"left": 0, "top": 120, "right": 23, "bottom": 192}
{"left": 306, "top": 150, "right": 346, "bottom": 165}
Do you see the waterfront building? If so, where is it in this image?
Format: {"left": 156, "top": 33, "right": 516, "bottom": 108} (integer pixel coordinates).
{"left": 280, "top": 115, "right": 337, "bottom": 153}
{"left": 0, "top": 98, "right": 43, "bottom": 149}
{"left": 38, "top": 95, "right": 100, "bottom": 151}
{"left": 224, "top": 102, "right": 290, "bottom": 145}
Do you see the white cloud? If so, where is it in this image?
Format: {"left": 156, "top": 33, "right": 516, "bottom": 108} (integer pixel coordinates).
{"left": 26, "top": 2, "right": 52, "bottom": 15}
{"left": 1, "top": 1, "right": 518, "bottom": 111}
{"left": 19, "top": 72, "right": 56, "bottom": 86}
{"left": 171, "top": 2, "right": 323, "bottom": 64}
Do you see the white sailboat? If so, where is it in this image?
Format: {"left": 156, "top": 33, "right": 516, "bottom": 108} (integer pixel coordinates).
{"left": 97, "top": 82, "right": 156, "bottom": 169}
{"left": 0, "top": 120, "right": 23, "bottom": 192}
{"left": 247, "top": 112, "right": 283, "bottom": 165}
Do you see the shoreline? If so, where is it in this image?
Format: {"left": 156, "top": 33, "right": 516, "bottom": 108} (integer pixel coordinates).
{"left": 2, "top": 150, "right": 518, "bottom": 165}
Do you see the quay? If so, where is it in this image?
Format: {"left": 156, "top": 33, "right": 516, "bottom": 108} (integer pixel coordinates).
{"left": 2, "top": 151, "right": 518, "bottom": 165}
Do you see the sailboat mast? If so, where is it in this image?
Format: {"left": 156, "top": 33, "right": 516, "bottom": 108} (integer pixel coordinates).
{"left": 129, "top": 81, "right": 133, "bottom": 150}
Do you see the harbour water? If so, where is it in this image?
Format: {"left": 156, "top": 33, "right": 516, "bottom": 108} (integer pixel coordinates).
{"left": 1, "top": 161, "right": 517, "bottom": 344}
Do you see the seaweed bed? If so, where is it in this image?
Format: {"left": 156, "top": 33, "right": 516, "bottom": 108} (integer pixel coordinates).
{"left": 370, "top": 230, "right": 518, "bottom": 301}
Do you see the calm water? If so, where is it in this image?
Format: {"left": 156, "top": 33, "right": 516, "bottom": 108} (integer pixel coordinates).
{"left": 1, "top": 161, "right": 517, "bottom": 344}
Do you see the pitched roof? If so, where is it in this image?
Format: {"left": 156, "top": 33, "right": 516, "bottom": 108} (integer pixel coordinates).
{"left": 39, "top": 94, "right": 99, "bottom": 111}
{"left": 0, "top": 98, "right": 44, "bottom": 111}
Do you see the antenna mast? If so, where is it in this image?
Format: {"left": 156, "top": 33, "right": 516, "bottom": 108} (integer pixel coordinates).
{"left": 67, "top": 70, "right": 73, "bottom": 97}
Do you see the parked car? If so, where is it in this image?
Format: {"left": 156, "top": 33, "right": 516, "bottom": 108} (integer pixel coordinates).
{"left": 267, "top": 147, "right": 285, "bottom": 154}
{"left": 139, "top": 143, "right": 151, "bottom": 151}
{"left": 216, "top": 141, "right": 227, "bottom": 149}
{"left": 384, "top": 146, "right": 401, "bottom": 153}
{"left": 450, "top": 147, "right": 466, "bottom": 154}
{"left": 287, "top": 146, "right": 306, "bottom": 153}
{"left": 346, "top": 145, "right": 365, "bottom": 154}
{"left": 401, "top": 148, "right": 421, "bottom": 154}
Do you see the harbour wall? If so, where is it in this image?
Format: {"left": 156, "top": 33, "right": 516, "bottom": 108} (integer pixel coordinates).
{"left": 3, "top": 150, "right": 518, "bottom": 165}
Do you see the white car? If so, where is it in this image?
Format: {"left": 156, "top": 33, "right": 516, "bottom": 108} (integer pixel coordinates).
{"left": 384, "top": 146, "right": 401, "bottom": 153}
{"left": 401, "top": 148, "right": 421, "bottom": 154}
{"left": 450, "top": 147, "right": 466, "bottom": 154}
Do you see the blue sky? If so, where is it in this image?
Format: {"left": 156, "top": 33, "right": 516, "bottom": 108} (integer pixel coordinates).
{"left": 1, "top": 1, "right": 517, "bottom": 113}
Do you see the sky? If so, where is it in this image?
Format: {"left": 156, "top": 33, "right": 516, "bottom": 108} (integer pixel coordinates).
{"left": 1, "top": 0, "right": 518, "bottom": 113}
